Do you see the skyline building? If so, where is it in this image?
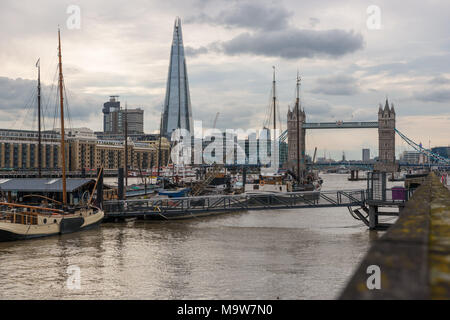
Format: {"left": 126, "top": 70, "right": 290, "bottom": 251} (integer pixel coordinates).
{"left": 102, "top": 96, "right": 144, "bottom": 135}
{"left": 362, "top": 148, "right": 370, "bottom": 161}
{"left": 161, "top": 17, "right": 193, "bottom": 140}
{"left": 103, "top": 96, "right": 120, "bottom": 134}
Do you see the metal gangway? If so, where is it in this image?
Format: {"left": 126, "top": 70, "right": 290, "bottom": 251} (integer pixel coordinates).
{"left": 104, "top": 189, "right": 368, "bottom": 220}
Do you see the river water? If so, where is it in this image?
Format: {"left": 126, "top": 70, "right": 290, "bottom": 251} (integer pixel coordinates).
{"left": 0, "top": 174, "right": 402, "bottom": 300}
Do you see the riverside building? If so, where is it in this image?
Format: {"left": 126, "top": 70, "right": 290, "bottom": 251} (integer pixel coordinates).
{"left": 0, "top": 128, "right": 170, "bottom": 172}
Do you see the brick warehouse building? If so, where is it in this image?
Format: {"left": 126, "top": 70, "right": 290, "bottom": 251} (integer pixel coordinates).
{"left": 0, "top": 128, "right": 170, "bottom": 171}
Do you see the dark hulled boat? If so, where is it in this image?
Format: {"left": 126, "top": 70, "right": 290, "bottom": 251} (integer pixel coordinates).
{"left": 0, "top": 29, "right": 103, "bottom": 242}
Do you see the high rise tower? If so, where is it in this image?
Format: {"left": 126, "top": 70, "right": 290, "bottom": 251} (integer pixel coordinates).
{"left": 162, "top": 17, "right": 193, "bottom": 139}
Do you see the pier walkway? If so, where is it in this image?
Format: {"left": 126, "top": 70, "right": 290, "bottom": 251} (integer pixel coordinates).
{"left": 340, "top": 172, "right": 450, "bottom": 299}
{"left": 104, "top": 189, "right": 369, "bottom": 220}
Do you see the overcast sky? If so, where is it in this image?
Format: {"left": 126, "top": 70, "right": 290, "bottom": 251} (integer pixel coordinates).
{"left": 0, "top": 0, "right": 449, "bottom": 160}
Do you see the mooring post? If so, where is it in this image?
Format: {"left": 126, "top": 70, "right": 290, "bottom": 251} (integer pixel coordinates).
{"left": 97, "top": 167, "right": 104, "bottom": 209}
{"left": 369, "top": 205, "right": 378, "bottom": 230}
{"left": 118, "top": 167, "right": 124, "bottom": 200}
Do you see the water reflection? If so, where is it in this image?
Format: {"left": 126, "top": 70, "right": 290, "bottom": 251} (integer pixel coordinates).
{"left": 0, "top": 174, "right": 396, "bottom": 299}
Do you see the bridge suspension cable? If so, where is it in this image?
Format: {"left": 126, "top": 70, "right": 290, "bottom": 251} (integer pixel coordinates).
{"left": 395, "top": 129, "right": 450, "bottom": 164}
{"left": 279, "top": 129, "right": 288, "bottom": 143}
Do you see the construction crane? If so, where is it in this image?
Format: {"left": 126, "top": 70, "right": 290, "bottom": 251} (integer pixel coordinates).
{"left": 312, "top": 147, "right": 317, "bottom": 164}
{"left": 212, "top": 112, "right": 220, "bottom": 129}
{"left": 310, "top": 147, "right": 317, "bottom": 171}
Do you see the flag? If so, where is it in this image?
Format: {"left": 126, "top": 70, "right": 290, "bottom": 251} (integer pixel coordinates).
{"left": 36, "top": 58, "right": 40, "bottom": 68}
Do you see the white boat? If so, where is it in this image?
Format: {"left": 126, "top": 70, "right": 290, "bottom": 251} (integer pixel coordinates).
{"left": 0, "top": 29, "right": 103, "bottom": 242}
{"left": 0, "top": 202, "right": 103, "bottom": 241}
{"left": 244, "top": 174, "right": 293, "bottom": 194}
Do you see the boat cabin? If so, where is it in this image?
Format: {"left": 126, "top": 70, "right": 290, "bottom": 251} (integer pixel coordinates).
{"left": 0, "top": 178, "right": 99, "bottom": 206}
{"left": 245, "top": 175, "right": 292, "bottom": 193}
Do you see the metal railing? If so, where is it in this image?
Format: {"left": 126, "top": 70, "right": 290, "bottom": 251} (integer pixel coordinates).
{"left": 367, "top": 187, "right": 414, "bottom": 203}
{"left": 104, "top": 189, "right": 367, "bottom": 218}
{"left": 0, "top": 210, "right": 43, "bottom": 225}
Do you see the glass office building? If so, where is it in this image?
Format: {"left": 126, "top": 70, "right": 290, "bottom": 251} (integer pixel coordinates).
{"left": 162, "top": 17, "right": 193, "bottom": 140}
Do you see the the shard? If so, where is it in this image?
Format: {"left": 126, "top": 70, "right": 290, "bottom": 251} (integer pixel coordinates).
{"left": 162, "top": 17, "right": 193, "bottom": 139}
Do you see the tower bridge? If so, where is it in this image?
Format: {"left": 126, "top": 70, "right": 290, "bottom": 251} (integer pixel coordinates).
{"left": 284, "top": 99, "right": 397, "bottom": 173}
{"left": 281, "top": 98, "right": 450, "bottom": 173}
{"left": 302, "top": 121, "right": 379, "bottom": 129}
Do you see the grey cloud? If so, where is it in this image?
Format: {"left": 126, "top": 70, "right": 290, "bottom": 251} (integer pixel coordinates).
{"left": 0, "top": 76, "right": 100, "bottom": 127}
{"left": 189, "top": 98, "right": 266, "bottom": 130}
{"left": 311, "top": 75, "right": 360, "bottom": 96}
{"left": 185, "top": 1, "right": 362, "bottom": 60}
{"left": 299, "top": 99, "right": 332, "bottom": 115}
{"left": 0, "top": 77, "right": 34, "bottom": 103}
{"left": 414, "top": 89, "right": 450, "bottom": 102}
{"left": 219, "top": 28, "right": 364, "bottom": 59}
{"left": 186, "top": 2, "right": 292, "bottom": 31}
{"left": 360, "top": 54, "right": 450, "bottom": 76}
{"left": 309, "top": 18, "right": 320, "bottom": 28}
{"left": 429, "top": 76, "right": 450, "bottom": 85}
{"left": 185, "top": 45, "right": 209, "bottom": 57}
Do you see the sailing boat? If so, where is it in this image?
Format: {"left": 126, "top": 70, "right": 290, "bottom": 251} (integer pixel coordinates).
{"left": 244, "top": 67, "right": 293, "bottom": 193}
{"left": 244, "top": 69, "right": 322, "bottom": 194}
{"left": 290, "top": 71, "right": 322, "bottom": 191}
{"left": 0, "top": 29, "right": 104, "bottom": 242}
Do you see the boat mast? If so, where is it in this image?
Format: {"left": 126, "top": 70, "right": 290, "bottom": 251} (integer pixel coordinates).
{"left": 272, "top": 66, "right": 276, "bottom": 141}
{"left": 36, "top": 58, "right": 42, "bottom": 178}
{"left": 296, "top": 71, "right": 301, "bottom": 183}
{"left": 124, "top": 102, "right": 128, "bottom": 187}
{"left": 157, "top": 110, "right": 163, "bottom": 179}
{"left": 57, "top": 28, "right": 67, "bottom": 205}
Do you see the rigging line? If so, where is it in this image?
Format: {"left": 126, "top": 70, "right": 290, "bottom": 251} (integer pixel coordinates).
{"left": 8, "top": 81, "right": 37, "bottom": 130}
{"left": 263, "top": 81, "right": 274, "bottom": 125}
{"left": 262, "top": 93, "right": 270, "bottom": 127}
{"left": 44, "top": 81, "right": 57, "bottom": 133}
{"left": 21, "top": 90, "right": 37, "bottom": 129}
{"left": 18, "top": 89, "right": 38, "bottom": 131}
{"left": 31, "top": 102, "right": 38, "bottom": 133}
{"left": 42, "top": 63, "right": 58, "bottom": 130}
{"left": 52, "top": 80, "right": 59, "bottom": 131}
{"left": 42, "top": 61, "right": 59, "bottom": 133}
{"left": 43, "top": 52, "right": 58, "bottom": 86}
{"left": 62, "top": 81, "right": 73, "bottom": 131}
{"left": 276, "top": 99, "right": 283, "bottom": 133}
{"left": 263, "top": 86, "right": 274, "bottom": 129}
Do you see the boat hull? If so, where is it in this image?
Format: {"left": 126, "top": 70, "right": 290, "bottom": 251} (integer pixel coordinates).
{"left": 0, "top": 229, "right": 59, "bottom": 242}
{"left": 0, "top": 210, "right": 104, "bottom": 242}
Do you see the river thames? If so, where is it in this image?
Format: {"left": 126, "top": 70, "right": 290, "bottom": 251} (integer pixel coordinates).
{"left": 0, "top": 174, "right": 402, "bottom": 299}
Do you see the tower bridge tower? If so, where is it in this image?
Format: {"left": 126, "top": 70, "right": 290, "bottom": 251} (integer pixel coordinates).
{"left": 375, "top": 98, "right": 398, "bottom": 172}
{"left": 287, "top": 104, "right": 306, "bottom": 176}
{"left": 285, "top": 98, "right": 399, "bottom": 174}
